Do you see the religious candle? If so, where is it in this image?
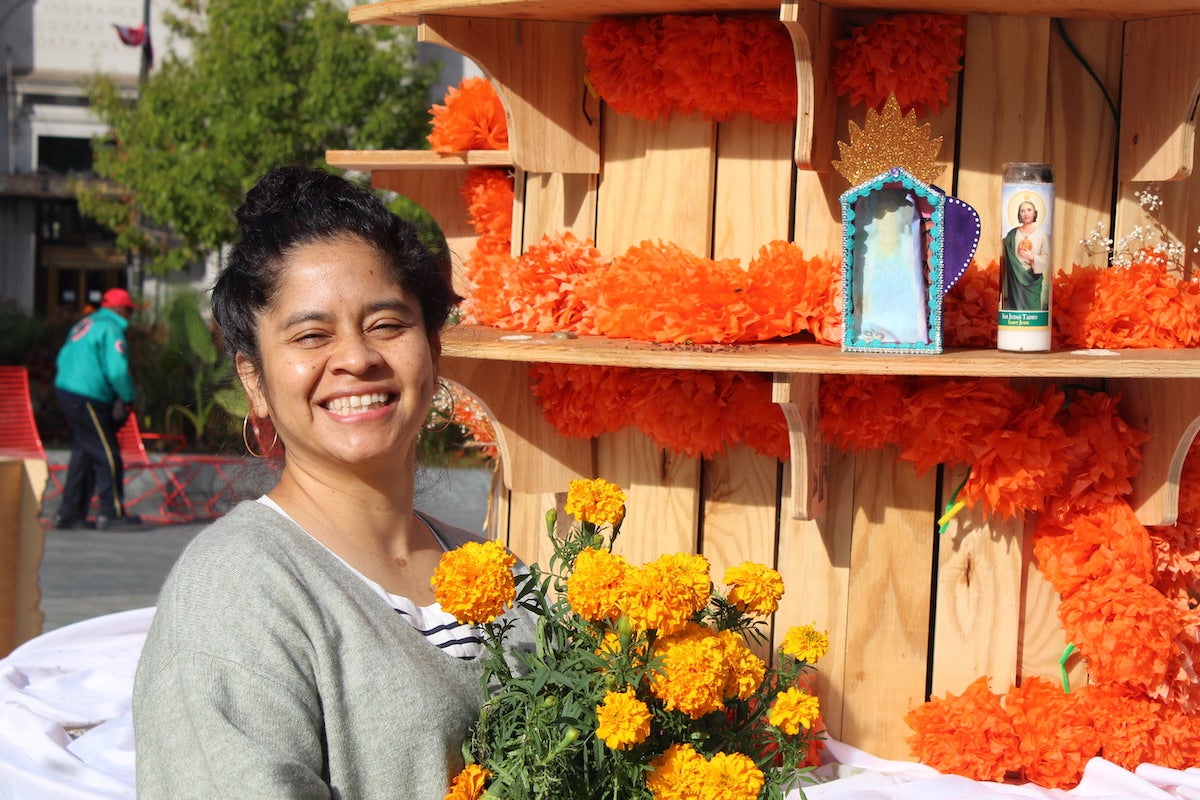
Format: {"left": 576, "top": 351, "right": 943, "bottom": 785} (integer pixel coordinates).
{"left": 997, "top": 162, "right": 1055, "bottom": 352}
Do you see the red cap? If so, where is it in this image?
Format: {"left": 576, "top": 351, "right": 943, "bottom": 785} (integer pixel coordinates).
{"left": 100, "top": 288, "right": 137, "bottom": 309}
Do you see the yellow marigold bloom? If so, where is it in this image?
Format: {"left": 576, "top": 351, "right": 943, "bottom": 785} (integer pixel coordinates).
{"left": 704, "top": 752, "right": 764, "bottom": 800}
{"left": 430, "top": 540, "right": 516, "bottom": 624}
{"left": 718, "top": 629, "right": 766, "bottom": 701}
{"left": 566, "top": 547, "right": 629, "bottom": 622}
{"left": 781, "top": 623, "right": 830, "bottom": 664}
{"left": 596, "top": 630, "right": 623, "bottom": 657}
{"left": 767, "top": 687, "right": 821, "bottom": 735}
{"left": 647, "top": 743, "right": 707, "bottom": 800}
{"left": 444, "top": 763, "right": 491, "bottom": 800}
{"left": 564, "top": 478, "right": 627, "bottom": 526}
{"left": 622, "top": 552, "right": 711, "bottom": 636}
{"left": 722, "top": 562, "right": 785, "bottom": 616}
{"left": 595, "top": 688, "right": 652, "bottom": 750}
{"left": 650, "top": 623, "right": 730, "bottom": 718}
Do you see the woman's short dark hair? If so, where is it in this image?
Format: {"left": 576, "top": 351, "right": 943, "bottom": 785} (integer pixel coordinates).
{"left": 212, "top": 166, "right": 459, "bottom": 368}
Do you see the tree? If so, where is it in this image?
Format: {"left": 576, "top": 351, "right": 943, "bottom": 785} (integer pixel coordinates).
{"left": 79, "top": 0, "right": 439, "bottom": 273}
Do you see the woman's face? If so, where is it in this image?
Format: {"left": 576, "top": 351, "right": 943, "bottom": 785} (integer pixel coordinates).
{"left": 237, "top": 235, "right": 436, "bottom": 475}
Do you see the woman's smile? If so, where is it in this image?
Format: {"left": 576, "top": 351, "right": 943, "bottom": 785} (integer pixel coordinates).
{"left": 323, "top": 392, "right": 396, "bottom": 416}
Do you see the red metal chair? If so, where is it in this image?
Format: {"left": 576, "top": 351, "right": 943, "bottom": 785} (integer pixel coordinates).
{"left": 0, "top": 366, "right": 66, "bottom": 509}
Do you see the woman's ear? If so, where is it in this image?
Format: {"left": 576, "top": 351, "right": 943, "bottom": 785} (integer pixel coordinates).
{"left": 235, "top": 353, "right": 270, "bottom": 420}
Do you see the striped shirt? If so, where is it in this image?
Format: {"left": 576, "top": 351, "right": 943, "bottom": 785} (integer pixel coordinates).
{"left": 257, "top": 497, "right": 484, "bottom": 659}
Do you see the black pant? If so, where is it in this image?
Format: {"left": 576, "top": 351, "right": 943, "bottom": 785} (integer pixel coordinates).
{"left": 56, "top": 389, "right": 126, "bottom": 520}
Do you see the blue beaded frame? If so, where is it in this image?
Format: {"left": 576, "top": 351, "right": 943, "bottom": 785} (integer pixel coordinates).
{"left": 839, "top": 167, "right": 946, "bottom": 355}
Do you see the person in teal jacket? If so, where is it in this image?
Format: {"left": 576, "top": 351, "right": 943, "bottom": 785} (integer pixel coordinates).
{"left": 52, "top": 287, "right": 142, "bottom": 530}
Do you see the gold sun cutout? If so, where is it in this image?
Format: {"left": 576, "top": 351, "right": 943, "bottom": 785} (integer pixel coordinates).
{"left": 833, "top": 94, "right": 945, "bottom": 187}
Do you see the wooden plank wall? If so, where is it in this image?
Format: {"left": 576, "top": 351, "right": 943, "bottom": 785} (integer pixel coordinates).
{"left": 416, "top": 9, "right": 1199, "bottom": 762}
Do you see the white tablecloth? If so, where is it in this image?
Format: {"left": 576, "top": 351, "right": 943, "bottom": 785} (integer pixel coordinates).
{"left": 2, "top": 609, "right": 1199, "bottom": 800}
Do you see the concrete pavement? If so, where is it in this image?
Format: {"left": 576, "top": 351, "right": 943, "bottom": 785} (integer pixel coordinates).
{"left": 37, "top": 466, "right": 496, "bottom": 633}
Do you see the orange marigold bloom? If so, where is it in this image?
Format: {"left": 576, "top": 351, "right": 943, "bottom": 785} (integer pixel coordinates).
{"left": 427, "top": 77, "right": 508, "bottom": 152}
{"left": 767, "top": 686, "right": 821, "bottom": 735}
{"left": 705, "top": 752, "right": 765, "bottom": 799}
{"left": 444, "top": 763, "right": 491, "bottom": 800}
{"left": 595, "top": 688, "right": 653, "bottom": 750}
{"left": 430, "top": 540, "right": 516, "bottom": 624}
{"left": 564, "top": 478, "right": 627, "bottom": 527}
{"left": 623, "top": 553, "right": 712, "bottom": 636}
{"left": 904, "top": 676, "right": 1021, "bottom": 782}
{"left": 780, "top": 624, "right": 830, "bottom": 664}
{"left": 650, "top": 623, "right": 734, "bottom": 718}
{"left": 723, "top": 561, "right": 785, "bottom": 616}
{"left": 567, "top": 547, "right": 630, "bottom": 622}
{"left": 647, "top": 743, "right": 708, "bottom": 800}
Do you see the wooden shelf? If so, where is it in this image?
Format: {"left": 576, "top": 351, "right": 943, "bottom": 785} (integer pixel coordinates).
{"left": 351, "top": 0, "right": 1197, "bottom": 24}
{"left": 442, "top": 324, "right": 1200, "bottom": 379}
{"left": 326, "top": 149, "right": 513, "bottom": 171}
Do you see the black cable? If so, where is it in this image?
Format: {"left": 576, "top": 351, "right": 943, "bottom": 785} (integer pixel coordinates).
{"left": 1054, "top": 17, "right": 1118, "bottom": 122}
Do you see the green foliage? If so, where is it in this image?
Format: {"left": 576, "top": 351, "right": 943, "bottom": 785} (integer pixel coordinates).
{"left": 156, "top": 288, "right": 244, "bottom": 449}
{"left": 78, "top": 0, "right": 440, "bottom": 273}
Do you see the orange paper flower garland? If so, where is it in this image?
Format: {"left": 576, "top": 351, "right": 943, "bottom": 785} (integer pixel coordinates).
{"left": 583, "top": 15, "right": 797, "bottom": 124}
{"left": 832, "top": 14, "right": 966, "bottom": 117}
{"left": 818, "top": 374, "right": 1200, "bottom": 787}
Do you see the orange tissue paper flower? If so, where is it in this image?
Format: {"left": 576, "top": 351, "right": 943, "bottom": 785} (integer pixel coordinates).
{"left": 904, "top": 676, "right": 1021, "bottom": 782}
{"left": 1003, "top": 677, "right": 1100, "bottom": 789}
{"left": 427, "top": 77, "right": 508, "bottom": 152}
{"left": 943, "top": 260, "right": 999, "bottom": 348}
{"left": 1033, "top": 502, "right": 1155, "bottom": 601}
{"left": 897, "top": 377, "right": 1023, "bottom": 475}
{"left": 819, "top": 374, "right": 915, "bottom": 452}
{"left": 832, "top": 14, "right": 966, "bottom": 116}
{"left": 959, "top": 386, "right": 1071, "bottom": 518}
{"left": 493, "top": 232, "right": 608, "bottom": 333}
{"left": 1044, "top": 390, "right": 1148, "bottom": 518}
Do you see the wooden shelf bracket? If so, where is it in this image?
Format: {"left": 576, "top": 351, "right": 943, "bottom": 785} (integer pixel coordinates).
{"left": 1118, "top": 13, "right": 1200, "bottom": 182}
{"left": 419, "top": 16, "right": 600, "bottom": 174}
{"left": 772, "top": 372, "right": 829, "bottom": 520}
{"left": 779, "top": 0, "right": 839, "bottom": 171}
{"left": 1109, "top": 377, "right": 1200, "bottom": 527}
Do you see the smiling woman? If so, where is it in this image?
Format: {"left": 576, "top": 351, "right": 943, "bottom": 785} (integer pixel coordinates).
{"left": 130, "top": 166, "right": 536, "bottom": 800}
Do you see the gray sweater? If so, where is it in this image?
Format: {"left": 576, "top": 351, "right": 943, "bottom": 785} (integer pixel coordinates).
{"left": 133, "top": 500, "right": 534, "bottom": 799}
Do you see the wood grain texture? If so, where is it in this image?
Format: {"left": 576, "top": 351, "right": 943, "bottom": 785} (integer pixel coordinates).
{"left": 597, "top": 429, "right": 701, "bottom": 563}
{"left": 350, "top": 0, "right": 1200, "bottom": 25}
{"left": 775, "top": 446, "right": 855, "bottom": 740}
{"left": 930, "top": 465, "right": 1023, "bottom": 696}
{"left": 439, "top": 359, "right": 592, "bottom": 494}
{"left": 1019, "top": 515, "right": 1089, "bottom": 689}
{"left": 370, "top": 170, "right": 483, "bottom": 297}
{"left": 713, "top": 115, "right": 794, "bottom": 263}
{"left": 1110, "top": 378, "right": 1200, "bottom": 526}
{"left": 1047, "top": 18, "right": 1122, "bottom": 273}
{"left": 516, "top": 171, "right": 598, "bottom": 248}
{"left": 779, "top": 0, "right": 840, "bottom": 170}
{"left": 956, "top": 15, "right": 1051, "bottom": 270}
{"left": 838, "top": 449, "right": 936, "bottom": 760}
{"left": 1119, "top": 15, "right": 1200, "bottom": 182}
{"left": 0, "top": 459, "right": 46, "bottom": 656}
{"left": 421, "top": 16, "right": 599, "bottom": 173}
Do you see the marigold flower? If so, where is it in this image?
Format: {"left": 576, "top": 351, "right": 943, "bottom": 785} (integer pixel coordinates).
{"left": 767, "top": 687, "right": 820, "bottom": 735}
{"left": 780, "top": 624, "right": 830, "bottom": 664}
{"left": 647, "top": 743, "right": 708, "bottom": 800}
{"left": 650, "top": 623, "right": 730, "bottom": 718}
{"left": 567, "top": 547, "right": 630, "bottom": 622}
{"left": 595, "top": 688, "right": 653, "bottom": 750}
{"left": 719, "top": 629, "right": 766, "bottom": 701}
{"left": 723, "top": 562, "right": 784, "bottom": 615}
{"left": 444, "top": 763, "right": 491, "bottom": 800}
{"left": 430, "top": 540, "right": 516, "bottom": 624}
{"left": 623, "top": 553, "right": 711, "bottom": 636}
{"left": 706, "top": 751, "right": 765, "bottom": 799}
{"left": 564, "top": 478, "right": 627, "bottom": 527}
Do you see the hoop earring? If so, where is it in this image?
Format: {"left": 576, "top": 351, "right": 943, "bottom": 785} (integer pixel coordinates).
{"left": 423, "top": 379, "right": 456, "bottom": 432}
{"left": 243, "top": 415, "right": 279, "bottom": 458}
